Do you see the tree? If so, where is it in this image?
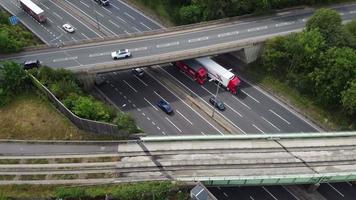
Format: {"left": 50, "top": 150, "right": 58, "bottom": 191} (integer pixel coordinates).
{"left": 72, "top": 96, "right": 111, "bottom": 122}
{"left": 341, "top": 81, "right": 356, "bottom": 116}
{"left": 114, "top": 112, "right": 140, "bottom": 133}
{"left": 0, "top": 61, "right": 28, "bottom": 93}
{"left": 179, "top": 4, "right": 202, "bottom": 24}
{"left": 306, "top": 8, "right": 347, "bottom": 47}
{"left": 0, "top": 30, "right": 22, "bottom": 53}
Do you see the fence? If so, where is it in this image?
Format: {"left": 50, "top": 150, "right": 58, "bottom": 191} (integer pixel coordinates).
{"left": 29, "top": 75, "right": 125, "bottom": 136}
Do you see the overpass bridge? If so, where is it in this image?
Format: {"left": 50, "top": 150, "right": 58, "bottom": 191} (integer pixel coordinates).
{"left": 1, "top": 132, "right": 356, "bottom": 188}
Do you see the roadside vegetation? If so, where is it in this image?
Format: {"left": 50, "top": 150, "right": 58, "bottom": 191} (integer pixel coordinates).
{"left": 131, "top": 0, "right": 355, "bottom": 25}
{"left": 0, "top": 182, "right": 190, "bottom": 200}
{"left": 0, "top": 11, "right": 40, "bottom": 53}
{"left": 252, "top": 9, "right": 355, "bottom": 130}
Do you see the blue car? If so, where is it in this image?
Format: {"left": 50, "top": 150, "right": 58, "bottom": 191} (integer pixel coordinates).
{"left": 157, "top": 99, "right": 173, "bottom": 114}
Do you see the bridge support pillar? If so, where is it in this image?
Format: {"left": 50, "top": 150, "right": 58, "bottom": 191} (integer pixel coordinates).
{"left": 307, "top": 183, "right": 320, "bottom": 193}
{"left": 232, "top": 42, "right": 264, "bottom": 64}
{"left": 75, "top": 72, "right": 96, "bottom": 90}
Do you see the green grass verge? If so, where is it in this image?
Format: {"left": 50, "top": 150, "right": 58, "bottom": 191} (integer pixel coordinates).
{"left": 241, "top": 62, "right": 355, "bottom": 131}
{"left": 0, "top": 91, "right": 121, "bottom": 140}
{"left": 0, "top": 159, "right": 20, "bottom": 164}
{"left": 54, "top": 158, "right": 82, "bottom": 163}
{"left": 20, "top": 175, "right": 47, "bottom": 180}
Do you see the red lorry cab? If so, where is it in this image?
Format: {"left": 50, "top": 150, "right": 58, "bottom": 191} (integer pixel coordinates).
{"left": 174, "top": 60, "right": 207, "bottom": 85}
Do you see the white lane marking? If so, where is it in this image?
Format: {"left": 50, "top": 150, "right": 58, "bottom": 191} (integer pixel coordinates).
{"left": 140, "top": 22, "right": 152, "bottom": 30}
{"left": 252, "top": 124, "right": 264, "bottom": 134}
{"left": 282, "top": 186, "right": 300, "bottom": 200}
{"left": 350, "top": 10, "right": 356, "bottom": 14}
{"left": 261, "top": 116, "right": 281, "bottom": 131}
{"left": 277, "top": 11, "right": 291, "bottom": 15}
{"left": 162, "top": 131, "right": 166, "bottom": 135}
{"left": 201, "top": 131, "right": 206, "bottom": 135}
{"left": 130, "top": 46, "right": 148, "bottom": 52}
{"left": 201, "top": 86, "right": 242, "bottom": 117}
{"left": 262, "top": 186, "right": 278, "bottom": 200}
{"left": 327, "top": 183, "right": 345, "bottom": 197}
{"left": 218, "top": 31, "right": 239, "bottom": 38}
{"left": 248, "top": 26, "right": 268, "bottom": 32}
{"left": 132, "top": 104, "right": 136, "bottom": 108}
{"left": 123, "top": 80, "right": 138, "bottom": 93}
{"left": 102, "top": 7, "right": 112, "bottom": 14}
{"left": 152, "top": 121, "right": 156, "bottom": 125}
{"left": 275, "top": 21, "right": 295, "bottom": 27}
{"left": 133, "top": 75, "right": 148, "bottom": 86}
{"left": 81, "top": 33, "right": 90, "bottom": 40}
{"left": 114, "top": 88, "right": 118, "bottom": 92}
{"left": 269, "top": 109, "right": 291, "bottom": 125}
{"left": 71, "top": 37, "right": 77, "bottom": 42}
{"left": 165, "top": 117, "right": 182, "bottom": 133}
{"left": 154, "top": 91, "right": 169, "bottom": 103}
{"left": 241, "top": 89, "right": 260, "bottom": 103}
{"left": 144, "top": 98, "right": 158, "bottom": 111}
{"left": 176, "top": 109, "right": 193, "bottom": 125}
{"left": 340, "top": 12, "right": 345, "bottom": 16}
{"left": 127, "top": 99, "right": 132, "bottom": 103}
{"left": 132, "top": 26, "right": 141, "bottom": 32}
{"left": 157, "top": 126, "right": 160, "bottom": 130}
{"left": 249, "top": 196, "right": 255, "bottom": 200}
{"left": 302, "top": 18, "right": 307, "bottom": 22}
{"left": 148, "top": 70, "right": 224, "bottom": 135}
{"left": 53, "top": 56, "right": 78, "bottom": 63}
{"left": 109, "top": 20, "right": 121, "bottom": 29}
{"left": 52, "top": 12, "right": 63, "bottom": 20}
{"left": 80, "top": 1, "right": 89, "bottom": 8}
{"left": 147, "top": 117, "right": 150, "bottom": 121}
{"left": 57, "top": 25, "right": 66, "bottom": 33}
{"left": 347, "top": 182, "right": 353, "bottom": 186}
{"left": 124, "top": 12, "right": 136, "bottom": 20}
{"left": 89, "top": 52, "right": 110, "bottom": 57}
{"left": 95, "top": 10, "right": 104, "bottom": 18}
{"left": 232, "top": 95, "right": 251, "bottom": 110}
{"left": 223, "top": 192, "right": 228, "bottom": 197}
{"left": 47, "top": 17, "right": 53, "bottom": 23}
{"left": 156, "top": 41, "right": 179, "bottom": 48}
{"left": 142, "top": 112, "right": 145, "bottom": 116}
{"left": 116, "top": 16, "right": 127, "bottom": 23}
{"left": 110, "top": 3, "right": 120, "bottom": 10}
{"left": 39, "top": 2, "right": 49, "bottom": 10}
{"left": 159, "top": 68, "right": 239, "bottom": 134}
{"left": 188, "top": 36, "right": 209, "bottom": 43}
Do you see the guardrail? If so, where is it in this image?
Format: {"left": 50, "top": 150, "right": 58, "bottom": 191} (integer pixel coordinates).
{"left": 29, "top": 74, "right": 124, "bottom": 136}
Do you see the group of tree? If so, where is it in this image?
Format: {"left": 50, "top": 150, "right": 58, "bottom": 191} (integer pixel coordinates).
{"left": 0, "top": 11, "right": 39, "bottom": 53}
{"left": 135, "top": 0, "right": 353, "bottom": 24}
{"left": 262, "top": 9, "right": 356, "bottom": 126}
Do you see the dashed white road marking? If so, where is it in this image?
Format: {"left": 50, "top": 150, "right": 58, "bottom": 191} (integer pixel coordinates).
{"left": 133, "top": 75, "right": 148, "bottom": 86}
{"left": 156, "top": 41, "right": 179, "bottom": 48}
{"left": 249, "top": 196, "right": 255, "bottom": 200}
{"left": 252, "top": 124, "right": 264, "bottom": 134}
{"left": 218, "top": 31, "right": 239, "bottom": 38}
{"left": 241, "top": 89, "right": 260, "bottom": 103}
{"left": 269, "top": 109, "right": 291, "bottom": 125}
{"left": 263, "top": 186, "right": 278, "bottom": 200}
{"left": 123, "top": 80, "right": 138, "bottom": 93}
{"left": 188, "top": 36, "right": 209, "bottom": 43}
{"left": 102, "top": 7, "right": 112, "bottom": 14}
{"left": 130, "top": 46, "right": 148, "bottom": 52}
{"left": 232, "top": 95, "right": 251, "bottom": 110}
{"left": 109, "top": 20, "right": 121, "bottom": 29}
{"left": 39, "top": 2, "right": 49, "bottom": 10}
{"left": 71, "top": 37, "right": 77, "bottom": 42}
{"left": 275, "top": 21, "right": 295, "bottom": 27}
{"left": 140, "top": 22, "right": 152, "bottom": 30}
{"left": 52, "top": 12, "right": 63, "bottom": 20}
{"left": 223, "top": 192, "right": 228, "bottom": 197}
{"left": 248, "top": 26, "right": 268, "bottom": 32}
{"left": 132, "top": 26, "right": 141, "bottom": 32}
{"left": 80, "top": 1, "right": 89, "bottom": 8}
{"left": 176, "top": 110, "right": 193, "bottom": 125}
{"left": 350, "top": 10, "right": 356, "bottom": 14}
{"left": 154, "top": 91, "right": 168, "bottom": 102}
{"left": 89, "top": 52, "right": 110, "bottom": 57}
{"left": 53, "top": 56, "right": 78, "bottom": 63}
{"left": 201, "top": 131, "right": 206, "bottom": 135}
{"left": 282, "top": 186, "right": 300, "bottom": 200}
{"left": 261, "top": 116, "right": 281, "bottom": 131}
{"left": 162, "top": 131, "right": 166, "bottom": 135}
{"left": 81, "top": 33, "right": 90, "bottom": 40}
{"left": 124, "top": 12, "right": 136, "bottom": 20}
{"left": 47, "top": 17, "right": 53, "bottom": 23}
{"left": 165, "top": 117, "right": 182, "bottom": 133}
{"left": 95, "top": 10, "right": 104, "bottom": 18}
{"left": 327, "top": 183, "right": 345, "bottom": 197}
{"left": 144, "top": 98, "right": 158, "bottom": 111}
{"left": 110, "top": 3, "right": 120, "bottom": 10}
{"left": 116, "top": 16, "right": 127, "bottom": 23}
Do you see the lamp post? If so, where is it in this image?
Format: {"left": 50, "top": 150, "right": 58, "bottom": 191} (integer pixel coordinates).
{"left": 211, "top": 75, "right": 222, "bottom": 117}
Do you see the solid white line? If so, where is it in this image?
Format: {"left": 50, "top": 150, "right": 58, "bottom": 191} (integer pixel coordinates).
{"left": 80, "top": 1, "right": 90, "bottom": 8}
{"left": 57, "top": 26, "right": 66, "bottom": 33}
{"left": 327, "top": 183, "right": 345, "bottom": 197}
{"left": 154, "top": 91, "right": 168, "bottom": 103}
{"left": 123, "top": 80, "right": 137, "bottom": 93}
{"left": 159, "top": 68, "right": 243, "bottom": 134}
{"left": 176, "top": 109, "right": 193, "bottom": 125}
{"left": 147, "top": 70, "right": 224, "bottom": 135}
{"left": 124, "top": 12, "right": 136, "bottom": 20}
{"left": 52, "top": 12, "right": 63, "bottom": 20}
{"left": 262, "top": 186, "right": 278, "bottom": 200}
{"left": 232, "top": 95, "right": 251, "bottom": 110}
{"left": 269, "top": 109, "right": 291, "bottom": 125}
{"left": 261, "top": 116, "right": 281, "bottom": 131}
{"left": 140, "top": 22, "right": 152, "bottom": 30}
{"left": 133, "top": 75, "right": 148, "bottom": 86}
{"left": 282, "top": 186, "right": 300, "bottom": 200}
{"left": 109, "top": 20, "right": 121, "bottom": 29}
{"left": 241, "top": 89, "right": 260, "bottom": 103}
{"left": 252, "top": 124, "right": 264, "bottom": 134}
{"left": 144, "top": 98, "right": 158, "bottom": 111}
{"left": 165, "top": 117, "right": 182, "bottom": 133}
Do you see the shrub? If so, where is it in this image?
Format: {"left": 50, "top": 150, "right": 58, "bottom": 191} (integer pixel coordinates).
{"left": 72, "top": 96, "right": 111, "bottom": 122}
{"left": 49, "top": 79, "right": 81, "bottom": 100}
{"left": 114, "top": 112, "right": 141, "bottom": 134}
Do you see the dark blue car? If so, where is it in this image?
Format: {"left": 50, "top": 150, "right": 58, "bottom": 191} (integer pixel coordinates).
{"left": 209, "top": 96, "right": 225, "bottom": 111}
{"left": 157, "top": 99, "right": 173, "bottom": 114}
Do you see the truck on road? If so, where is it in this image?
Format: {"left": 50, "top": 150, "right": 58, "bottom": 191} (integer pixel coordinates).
{"left": 195, "top": 57, "right": 240, "bottom": 94}
{"left": 19, "top": 0, "right": 46, "bottom": 23}
{"left": 174, "top": 59, "right": 207, "bottom": 85}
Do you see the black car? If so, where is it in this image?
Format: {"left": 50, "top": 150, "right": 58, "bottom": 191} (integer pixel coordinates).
{"left": 209, "top": 96, "right": 225, "bottom": 111}
{"left": 23, "top": 60, "right": 40, "bottom": 70}
{"left": 157, "top": 99, "right": 173, "bottom": 114}
{"left": 94, "top": 0, "right": 109, "bottom": 6}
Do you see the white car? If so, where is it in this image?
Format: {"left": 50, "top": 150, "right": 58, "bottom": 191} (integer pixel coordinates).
{"left": 62, "top": 23, "right": 75, "bottom": 33}
{"left": 111, "top": 49, "right": 131, "bottom": 60}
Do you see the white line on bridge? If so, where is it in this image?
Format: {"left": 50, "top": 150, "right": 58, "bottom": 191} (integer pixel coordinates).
{"left": 132, "top": 26, "right": 141, "bottom": 33}
{"left": 130, "top": 47, "right": 148, "bottom": 52}
{"left": 144, "top": 98, "right": 158, "bottom": 111}
{"left": 156, "top": 41, "right": 179, "bottom": 48}
{"left": 218, "top": 31, "right": 239, "bottom": 38}
{"left": 269, "top": 109, "right": 291, "bottom": 125}
{"left": 123, "top": 80, "right": 138, "bottom": 93}
{"left": 103, "top": 7, "right": 112, "bottom": 14}
{"left": 165, "top": 117, "right": 182, "bottom": 133}
{"left": 261, "top": 116, "right": 281, "bottom": 131}
{"left": 188, "top": 36, "right": 209, "bottom": 43}
{"left": 176, "top": 109, "right": 193, "bottom": 125}
{"left": 248, "top": 26, "right": 268, "bottom": 32}
{"left": 53, "top": 56, "right": 78, "bottom": 63}
{"left": 275, "top": 21, "right": 295, "bottom": 27}
{"left": 89, "top": 52, "right": 110, "bottom": 57}
{"left": 46, "top": 17, "right": 54, "bottom": 23}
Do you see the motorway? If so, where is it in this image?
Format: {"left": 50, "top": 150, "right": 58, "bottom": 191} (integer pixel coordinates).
{"left": 0, "top": 0, "right": 161, "bottom": 45}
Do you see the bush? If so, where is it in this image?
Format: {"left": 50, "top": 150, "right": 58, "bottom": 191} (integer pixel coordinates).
{"left": 114, "top": 112, "right": 141, "bottom": 134}
{"left": 71, "top": 96, "right": 112, "bottom": 122}
{"left": 0, "top": 61, "right": 28, "bottom": 94}
{"left": 50, "top": 79, "right": 82, "bottom": 100}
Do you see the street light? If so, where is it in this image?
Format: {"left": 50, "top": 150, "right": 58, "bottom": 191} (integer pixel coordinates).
{"left": 211, "top": 75, "right": 222, "bottom": 117}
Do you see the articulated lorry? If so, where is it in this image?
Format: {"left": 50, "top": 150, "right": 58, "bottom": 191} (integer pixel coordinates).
{"left": 174, "top": 59, "right": 207, "bottom": 85}
{"left": 20, "top": 0, "right": 46, "bottom": 23}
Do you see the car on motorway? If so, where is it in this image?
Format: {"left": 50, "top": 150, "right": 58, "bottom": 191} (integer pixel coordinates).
{"left": 132, "top": 68, "right": 144, "bottom": 77}
{"left": 111, "top": 49, "right": 131, "bottom": 60}
{"left": 209, "top": 96, "right": 225, "bottom": 111}
{"left": 62, "top": 23, "right": 75, "bottom": 33}
{"left": 94, "top": 0, "right": 109, "bottom": 6}
{"left": 23, "top": 60, "right": 40, "bottom": 70}
{"left": 157, "top": 99, "right": 173, "bottom": 114}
